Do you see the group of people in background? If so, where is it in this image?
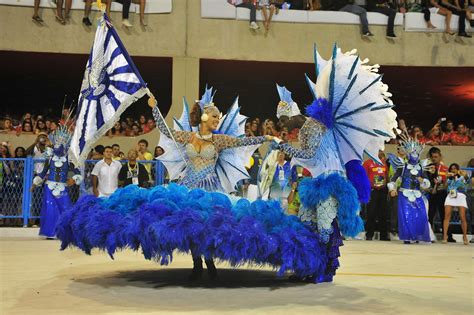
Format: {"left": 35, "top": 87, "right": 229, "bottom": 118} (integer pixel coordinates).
{"left": 230, "top": 0, "right": 474, "bottom": 38}
{"left": 362, "top": 146, "right": 473, "bottom": 245}
{"left": 32, "top": 0, "right": 148, "bottom": 27}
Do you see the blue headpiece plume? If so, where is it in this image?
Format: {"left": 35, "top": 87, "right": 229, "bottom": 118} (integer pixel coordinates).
{"left": 198, "top": 84, "right": 217, "bottom": 111}
{"left": 305, "top": 98, "right": 334, "bottom": 129}
{"left": 276, "top": 84, "right": 294, "bottom": 104}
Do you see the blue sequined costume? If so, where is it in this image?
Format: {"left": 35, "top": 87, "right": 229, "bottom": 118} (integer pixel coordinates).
{"left": 388, "top": 141, "right": 431, "bottom": 242}
{"left": 34, "top": 128, "right": 82, "bottom": 238}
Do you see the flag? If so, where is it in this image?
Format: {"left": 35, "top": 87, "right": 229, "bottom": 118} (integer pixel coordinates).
{"left": 69, "top": 13, "right": 147, "bottom": 167}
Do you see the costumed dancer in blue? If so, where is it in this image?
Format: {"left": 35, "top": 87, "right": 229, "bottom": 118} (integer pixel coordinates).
{"left": 387, "top": 134, "right": 432, "bottom": 244}
{"left": 270, "top": 45, "right": 398, "bottom": 281}
{"left": 150, "top": 87, "right": 275, "bottom": 279}
{"left": 32, "top": 121, "right": 82, "bottom": 239}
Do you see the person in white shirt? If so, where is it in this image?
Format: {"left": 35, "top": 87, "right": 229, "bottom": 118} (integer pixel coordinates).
{"left": 91, "top": 146, "right": 122, "bottom": 197}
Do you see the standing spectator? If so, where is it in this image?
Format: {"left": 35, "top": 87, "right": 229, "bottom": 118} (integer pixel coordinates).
{"left": 426, "top": 122, "right": 444, "bottom": 145}
{"left": 106, "top": 0, "right": 133, "bottom": 27}
{"left": 451, "top": 123, "right": 472, "bottom": 145}
{"left": 118, "top": 149, "right": 149, "bottom": 187}
{"left": 21, "top": 121, "right": 34, "bottom": 134}
{"left": 26, "top": 133, "right": 50, "bottom": 175}
{"left": 49, "top": 121, "right": 58, "bottom": 134}
{"left": 441, "top": 120, "right": 456, "bottom": 144}
{"left": 426, "top": 147, "right": 454, "bottom": 241}
{"left": 154, "top": 146, "right": 165, "bottom": 158}
{"left": 131, "top": 123, "right": 142, "bottom": 136}
{"left": 32, "top": 0, "right": 43, "bottom": 23}
{"left": 245, "top": 150, "right": 263, "bottom": 201}
{"left": 367, "top": 0, "right": 398, "bottom": 38}
{"left": 228, "top": 0, "right": 260, "bottom": 30}
{"left": 91, "top": 146, "right": 122, "bottom": 197}
{"left": 321, "top": 0, "right": 373, "bottom": 36}
{"left": 88, "top": 145, "right": 105, "bottom": 160}
{"left": 363, "top": 151, "right": 389, "bottom": 240}
{"left": 287, "top": 167, "right": 312, "bottom": 216}
{"left": 439, "top": 0, "right": 471, "bottom": 37}
{"left": 112, "top": 144, "right": 121, "bottom": 161}
{"left": 137, "top": 139, "right": 153, "bottom": 176}
{"left": 443, "top": 163, "right": 470, "bottom": 245}
{"left": 269, "top": 151, "right": 292, "bottom": 209}
{"left": 14, "top": 147, "right": 26, "bottom": 158}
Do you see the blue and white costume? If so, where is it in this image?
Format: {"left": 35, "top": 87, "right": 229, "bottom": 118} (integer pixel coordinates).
{"left": 388, "top": 138, "right": 431, "bottom": 243}
{"left": 56, "top": 45, "right": 398, "bottom": 283}
{"left": 34, "top": 124, "right": 82, "bottom": 238}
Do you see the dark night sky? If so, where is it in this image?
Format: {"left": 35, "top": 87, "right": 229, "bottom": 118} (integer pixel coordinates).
{"left": 1, "top": 51, "right": 473, "bottom": 131}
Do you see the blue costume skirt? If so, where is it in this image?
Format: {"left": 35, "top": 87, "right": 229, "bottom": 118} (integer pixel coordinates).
{"left": 39, "top": 186, "right": 73, "bottom": 238}
{"left": 57, "top": 174, "right": 363, "bottom": 282}
{"left": 398, "top": 195, "right": 431, "bottom": 242}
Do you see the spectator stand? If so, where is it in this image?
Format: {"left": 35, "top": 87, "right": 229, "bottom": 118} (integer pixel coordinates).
{"left": 201, "top": 0, "right": 472, "bottom": 32}
{"left": 0, "top": 0, "right": 172, "bottom": 14}
{"left": 0, "top": 157, "right": 165, "bottom": 226}
{"left": 202, "top": 0, "right": 403, "bottom": 26}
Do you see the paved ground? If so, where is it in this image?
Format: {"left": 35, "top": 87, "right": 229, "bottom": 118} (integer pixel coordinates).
{"left": 0, "top": 235, "right": 472, "bottom": 315}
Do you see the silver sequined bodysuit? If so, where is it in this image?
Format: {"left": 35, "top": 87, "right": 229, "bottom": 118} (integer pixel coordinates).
{"left": 279, "top": 118, "right": 327, "bottom": 158}
{"left": 153, "top": 106, "right": 266, "bottom": 192}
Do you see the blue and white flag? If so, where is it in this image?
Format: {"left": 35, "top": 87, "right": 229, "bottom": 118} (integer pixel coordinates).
{"left": 69, "top": 13, "right": 147, "bottom": 167}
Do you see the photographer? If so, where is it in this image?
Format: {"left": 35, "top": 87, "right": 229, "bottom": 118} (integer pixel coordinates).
{"left": 26, "top": 132, "right": 51, "bottom": 175}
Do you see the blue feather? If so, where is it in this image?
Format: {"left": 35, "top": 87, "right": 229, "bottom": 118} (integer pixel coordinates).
{"left": 345, "top": 160, "right": 371, "bottom": 204}
{"left": 305, "top": 98, "right": 334, "bottom": 129}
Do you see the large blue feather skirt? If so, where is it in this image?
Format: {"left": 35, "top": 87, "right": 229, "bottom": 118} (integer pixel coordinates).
{"left": 56, "top": 180, "right": 361, "bottom": 281}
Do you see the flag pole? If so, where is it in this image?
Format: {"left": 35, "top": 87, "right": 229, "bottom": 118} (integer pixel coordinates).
{"left": 146, "top": 89, "right": 188, "bottom": 168}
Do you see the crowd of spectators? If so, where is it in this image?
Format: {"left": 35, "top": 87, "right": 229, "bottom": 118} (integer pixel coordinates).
{"left": 32, "top": 0, "right": 148, "bottom": 27}
{"left": 396, "top": 117, "right": 474, "bottom": 146}
{"left": 228, "top": 0, "right": 474, "bottom": 37}
{"left": 0, "top": 111, "right": 157, "bottom": 137}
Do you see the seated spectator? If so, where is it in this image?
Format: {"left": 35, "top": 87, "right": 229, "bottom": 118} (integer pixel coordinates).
{"left": 118, "top": 149, "right": 149, "bottom": 188}
{"left": 308, "top": 0, "right": 322, "bottom": 10}
{"left": 1, "top": 118, "right": 14, "bottom": 133}
{"left": 35, "top": 119, "right": 48, "bottom": 135}
{"left": 107, "top": 121, "right": 125, "bottom": 137}
{"left": 55, "top": 0, "right": 73, "bottom": 25}
{"left": 131, "top": 123, "right": 142, "bottom": 136}
{"left": 426, "top": 123, "right": 444, "bottom": 145}
{"left": 258, "top": 0, "right": 278, "bottom": 33}
{"left": 21, "top": 121, "right": 34, "bottom": 134}
{"left": 134, "top": 0, "right": 148, "bottom": 26}
{"left": 139, "top": 115, "right": 147, "bottom": 131}
{"left": 228, "top": 0, "right": 260, "bottom": 30}
{"left": 49, "top": 121, "right": 58, "bottom": 134}
{"left": 439, "top": 0, "right": 471, "bottom": 37}
{"left": 451, "top": 123, "right": 472, "bottom": 145}
{"left": 106, "top": 0, "right": 133, "bottom": 27}
{"left": 32, "top": 0, "right": 43, "bottom": 23}
{"left": 321, "top": 0, "right": 373, "bottom": 37}
{"left": 366, "top": 0, "right": 398, "bottom": 38}
{"left": 422, "top": 0, "right": 454, "bottom": 32}
{"left": 82, "top": 0, "right": 93, "bottom": 26}
{"left": 411, "top": 125, "right": 429, "bottom": 143}
{"left": 142, "top": 118, "right": 155, "bottom": 134}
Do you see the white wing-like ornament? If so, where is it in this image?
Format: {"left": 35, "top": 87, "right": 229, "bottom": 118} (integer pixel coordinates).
{"left": 156, "top": 97, "right": 192, "bottom": 180}
{"left": 215, "top": 97, "right": 260, "bottom": 193}
{"left": 293, "top": 44, "right": 398, "bottom": 178}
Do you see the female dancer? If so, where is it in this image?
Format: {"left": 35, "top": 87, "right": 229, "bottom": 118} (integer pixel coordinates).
{"left": 150, "top": 87, "right": 274, "bottom": 279}
{"left": 443, "top": 163, "right": 470, "bottom": 245}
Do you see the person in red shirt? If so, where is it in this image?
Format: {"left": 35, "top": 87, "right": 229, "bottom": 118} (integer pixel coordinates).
{"left": 363, "top": 150, "right": 389, "bottom": 241}
{"left": 426, "top": 147, "right": 454, "bottom": 242}
{"left": 451, "top": 123, "right": 471, "bottom": 145}
{"left": 426, "top": 123, "right": 444, "bottom": 145}
{"left": 441, "top": 120, "right": 456, "bottom": 144}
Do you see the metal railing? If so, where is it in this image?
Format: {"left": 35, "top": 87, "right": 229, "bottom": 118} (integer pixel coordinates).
{"left": 0, "top": 157, "right": 165, "bottom": 226}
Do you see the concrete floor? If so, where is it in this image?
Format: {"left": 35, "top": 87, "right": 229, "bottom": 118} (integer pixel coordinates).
{"left": 0, "top": 234, "right": 472, "bottom": 315}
